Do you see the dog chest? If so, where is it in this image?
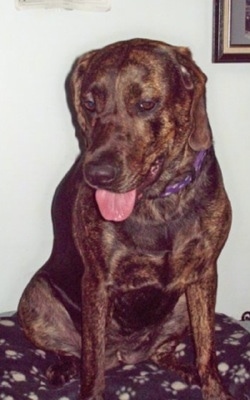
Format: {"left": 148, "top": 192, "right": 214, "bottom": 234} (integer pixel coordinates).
{"left": 120, "top": 217, "right": 172, "bottom": 253}
{"left": 111, "top": 285, "right": 180, "bottom": 334}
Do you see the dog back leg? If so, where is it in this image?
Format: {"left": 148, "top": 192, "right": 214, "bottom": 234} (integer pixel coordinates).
{"left": 186, "top": 268, "right": 234, "bottom": 400}
{"left": 18, "top": 275, "right": 81, "bottom": 384}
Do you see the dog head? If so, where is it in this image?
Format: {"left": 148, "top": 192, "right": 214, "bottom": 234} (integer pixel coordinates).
{"left": 70, "top": 38, "right": 212, "bottom": 221}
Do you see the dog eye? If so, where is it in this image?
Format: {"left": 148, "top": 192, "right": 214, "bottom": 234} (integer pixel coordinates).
{"left": 138, "top": 100, "right": 156, "bottom": 112}
{"left": 82, "top": 98, "right": 96, "bottom": 112}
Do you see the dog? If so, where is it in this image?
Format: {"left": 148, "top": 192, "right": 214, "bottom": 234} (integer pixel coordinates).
{"left": 18, "top": 38, "right": 233, "bottom": 400}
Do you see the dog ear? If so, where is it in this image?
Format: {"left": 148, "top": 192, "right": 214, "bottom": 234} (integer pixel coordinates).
{"left": 175, "top": 47, "right": 212, "bottom": 151}
{"left": 70, "top": 50, "right": 97, "bottom": 132}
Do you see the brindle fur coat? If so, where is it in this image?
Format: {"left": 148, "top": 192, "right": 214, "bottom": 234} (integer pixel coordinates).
{"left": 18, "top": 39, "right": 233, "bottom": 400}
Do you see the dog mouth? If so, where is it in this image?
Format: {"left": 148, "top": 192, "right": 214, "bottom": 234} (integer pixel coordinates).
{"left": 95, "top": 156, "right": 164, "bottom": 222}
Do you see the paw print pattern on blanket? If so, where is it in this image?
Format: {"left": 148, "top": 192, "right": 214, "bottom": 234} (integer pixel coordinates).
{"left": 129, "top": 371, "right": 150, "bottom": 385}
{"left": 174, "top": 342, "right": 187, "bottom": 359}
{"left": 2, "top": 370, "right": 26, "bottom": 384}
{"left": 23, "top": 393, "right": 39, "bottom": 400}
{"left": 116, "top": 386, "right": 136, "bottom": 400}
{"left": 242, "top": 349, "right": 250, "bottom": 362}
{"left": 0, "top": 313, "right": 250, "bottom": 399}
{"left": 229, "top": 364, "right": 250, "bottom": 384}
{"left": 0, "top": 394, "right": 14, "bottom": 400}
{"left": 5, "top": 349, "right": 23, "bottom": 360}
{"left": 161, "top": 380, "right": 188, "bottom": 396}
{"left": 223, "top": 331, "right": 246, "bottom": 346}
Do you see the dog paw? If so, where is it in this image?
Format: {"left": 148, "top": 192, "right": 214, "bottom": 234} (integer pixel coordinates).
{"left": 203, "top": 394, "right": 235, "bottom": 400}
{"left": 46, "top": 356, "right": 80, "bottom": 385}
{"left": 201, "top": 384, "right": 235, "bottom": 400}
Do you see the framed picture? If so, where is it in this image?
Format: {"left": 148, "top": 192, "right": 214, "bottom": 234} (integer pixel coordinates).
{"left": 213, "top": 0, "right": 250, "bottom": 62}
{"left": 16, "top": 0, "right": 111, "bottom": 11}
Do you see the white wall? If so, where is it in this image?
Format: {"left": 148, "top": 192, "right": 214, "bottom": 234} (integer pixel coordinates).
{"left": 0, "top": 0, "right": 249, "bottom": 318}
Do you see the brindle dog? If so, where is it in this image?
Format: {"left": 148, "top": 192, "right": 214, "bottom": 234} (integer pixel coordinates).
{"left": 18, "top": 39, "right": 233, "bottom": 400}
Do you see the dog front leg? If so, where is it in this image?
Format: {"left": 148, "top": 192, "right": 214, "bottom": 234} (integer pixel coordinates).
{"left": 73, "top": 188, "right": 109, "bottom": 400}
{"left": 80, "top": 273, "right": 108, "bottom": 400}
{"left": 186, "top": 267, "right": 235, "bottom": 400}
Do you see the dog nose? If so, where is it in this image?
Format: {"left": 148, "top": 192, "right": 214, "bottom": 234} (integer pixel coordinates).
{"left": 84, "top": 161, "right": 117, "bottom": 187}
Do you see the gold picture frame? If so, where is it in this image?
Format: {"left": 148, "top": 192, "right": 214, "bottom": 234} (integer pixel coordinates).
{"left": 213, "top": 0, "right": 250, "bottom": 62}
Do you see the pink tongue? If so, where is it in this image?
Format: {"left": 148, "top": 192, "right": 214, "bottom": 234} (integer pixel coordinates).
{"left": 95, "top": 189, "right": 136, "bottom": 222}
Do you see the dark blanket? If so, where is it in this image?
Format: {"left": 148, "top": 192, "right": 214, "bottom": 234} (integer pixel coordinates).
{"left": 0, "top": 313, "right": 250, "bottom": 399}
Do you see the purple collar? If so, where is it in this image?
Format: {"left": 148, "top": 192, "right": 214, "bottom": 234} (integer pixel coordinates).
{"left": 161, "top": 150, "right": 207, "bottom": 197}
